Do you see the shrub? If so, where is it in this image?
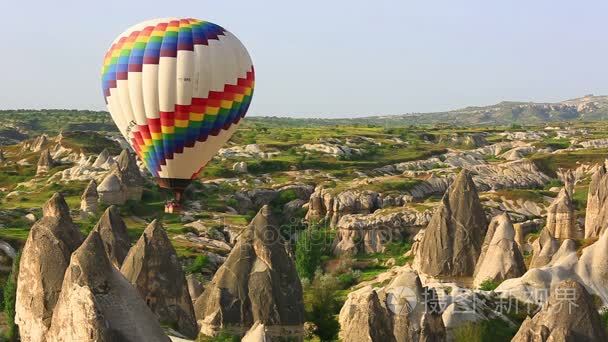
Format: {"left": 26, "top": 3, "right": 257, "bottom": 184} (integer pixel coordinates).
{"left": 304, "top": 273, "right": 341, "bottom": 341}
{"left": 453, "top": 318, "right": 518, "bottom": 342}
{"left": 337, "top": 271, "right": 358, "bottom": 288}
{"left": 197, "top": 329, "right": 240, "bottom": 342}
{"left": 478, "top": 279, "right": 500, "bottom": 291}
{"left": 186, "top": 255, "right": 209, "bottom": 274}
{"left": 600, "top": 308, "right": 608, "bottom": 335}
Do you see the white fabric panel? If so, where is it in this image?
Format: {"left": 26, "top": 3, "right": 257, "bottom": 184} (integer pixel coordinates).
{"left": 116, "top": 79, "right": 138, "bottom": 137}
{"left": 158, "top": 57, "right": 176, "bottom": 113}
{"left": 207, "top": 39, "right": 232, "bottom": 92}
{"left": 127, "top": 72, "right": 147, "bottom": 125}
{"left": 176, "top": 50, "right": 194, "bottom": 106}
{"left": 106, "top": 89, "right": 128, "bottom": 139}
{"left": 142, "top": 64, "right": 160, "bottom": 119}
{"left": 192, "top": 44, "right": 211, "bottom": 99}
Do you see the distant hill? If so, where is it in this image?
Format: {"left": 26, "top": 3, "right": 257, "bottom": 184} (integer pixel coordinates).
{"left": 2, "top": 95, "right": 608, "bottom": 143}
{"left": 250, "top": 94, "right": 608, "bottom": 126}
{"left": 378, "top": 94, "right": 608, "bottom": 126}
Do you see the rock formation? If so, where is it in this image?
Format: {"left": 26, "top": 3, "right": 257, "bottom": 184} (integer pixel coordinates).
{"left": 22, "top": 134, "right": 48, "bottom": 153}
{"left": 473, "top": 213, "right": 526, "bottom": 288}
{"left": 513, "top": 219, "right": 542, "bottom": 249}
{"left": 46, "top": 231, "right": 170, "bottom": 342}
{"left": 15, "top": 193, "right": 84, "bottom": 342}
{"left": 115, "top": 149, "right": 144, "bottom": 200}
{"left": 305, "top": 177, "right": 451, "bottom": 226}
{"left": 232, "top": 161, "right": 248, "bottom": 173}
{"left": 413, "top": 170, "right": 488, "bottom": 277}
{"left": 332, "top": 208, "right": 431, "bottom": 256}
{"left": 36, "top": 149, "right": 54, "bottom": 176}
{"left": 186, "top": 274, "right": 204, "bottom": 300}
{"left": 511, "top": 280, "right": 607, "bottom": 342}
{"left": 339, "top": 266, "right": 446, "bottom": 342}
{"left": 545, "top": 187, "right": 580, "bottom": 239}
{"left": 93, "top": 205, "right": 130, "bottom": 268}
{"left": 233, "top": 184, "right": 314, "bottom": 215}
{"left": 242, "top": 322, "right": 270, "bottom": 342}
{"left": 194, "top": 205, "right": 304, "bottom": 338}
{"left": 0, "top": 149, "right": 5, "bottom": 163}
{"left": 80, "top": 179, "right": 99, "bottom": 217}
{"left": 92, "top": 148, "right": 115, "bottom": 169}
{"left": 471, "top": 159, "right": 551, "bottom": 191}
{"left": 97, "top": 171, "right": 126, "bottom": 205}
{"left": 560, "top": 168, "right": 576, "bottom": 196}
{"left": 419, "top": 306, "right": 446, "bottom": 342}
{"left": 585, "top": 163, "right": 608, "bottom": 238}
{"left": 306, "top": 189, "right": 382, "bottom": 227}
{"left": 529, "top": 229, "right": 560, "bottom": 268}
{"left": 339, "top": 288, "right": 396, "bottom": 342}
{"left": 497, "top": 225, "right": 608, "bottom": 305}
{"left": 121, "top": 219, "right": 197, "bottom": 338}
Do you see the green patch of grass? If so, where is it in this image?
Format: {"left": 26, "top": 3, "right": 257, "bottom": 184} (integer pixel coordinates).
{"left": 491, "top": 189, "right": 551, "bottom": 204}
{"left": 530, "top": 148, "right": 608, "bottom": 178}
{"left": 453, "top": 318, "right": 518, "bottom": 342}
{"left": 367, "top": 179, "right": 423, "bottom": 194}
{"left": 478, "top": 279, "right": 501, "bottom": 291}
{"left": 358, "top": 265, "right": 389, "bottom": 282}
{"left": 61, "top": 131, "right": 121, "bottom": 154}
{"left": 185, "top": 255, "right": 209, "bottom": 274}
{"left": 543, "top": 179, "right": 563, "bottom": 190}
{"left": 536, "top": 137, "right": 571, "bottom": 150}
{"left": 0, "top": 228, "right": 30, "bottom": 243}
{"left": 196, "top": 330, "right": 240, "bottom": 342}
{"left": 572, "top": 185, "right": 589, "bottom": 213}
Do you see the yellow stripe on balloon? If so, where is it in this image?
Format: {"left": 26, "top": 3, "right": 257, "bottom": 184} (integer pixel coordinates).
{"left": 161, "top": 126, "right": 174, "bottom": 134}
{"left": 206, "top": 107, "right": 219, "bottom": 115}
{"left": 189, "top": 113, "right": 203, "bottom": 121}
{"left": 220, "top": 100, "right": 233, "bottom": 109}
{"left": 175, "top": 120, "right": 189, "bottom": 128}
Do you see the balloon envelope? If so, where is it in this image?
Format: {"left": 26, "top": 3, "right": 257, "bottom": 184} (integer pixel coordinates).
{"left": 101, "top": 18, "right": 254, "bottom": 190}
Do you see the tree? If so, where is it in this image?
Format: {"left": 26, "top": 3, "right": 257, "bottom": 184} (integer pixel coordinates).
{"left": 304, "top": 272, "right": 341, "bottom": 341}
{"left": 295, "top": 229, "right": 324, "bottom": 281}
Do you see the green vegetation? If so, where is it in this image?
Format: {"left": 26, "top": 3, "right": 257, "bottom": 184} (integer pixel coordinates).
{"left": 600, "top": 309, "right": 608, "bottom": 336}
{"left": 295, "top": 228, "right": 334, "bottom": 281}
{"left": 61, "top": 131, "right": 121, "bottom": 154}
{"left": 536, "top": 137, "right": 571, "bottom": 150}
{"left": 303, "top": 273, "right": 342, "bottom": 341}
{"left": 3, "top": 251, "right": 20, "bottom": 341}
{"left": 478, "top": 279, "right": 501, "bottom": 291}
{"left": 531, "top": 148, "right": 608, "bottom": 178}
{"left": 186, "top": 255, "right": 209, "bottom": 274}
{"left": 453, "top": 318, "right": 518, "bottom": 342}
{"left": 197, "top": 330, "right": 240, "bottom": 342}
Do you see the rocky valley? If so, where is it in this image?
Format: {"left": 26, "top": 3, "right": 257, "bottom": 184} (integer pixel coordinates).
{"left": 2, "top": 114, "right": 608, "bottom": 341}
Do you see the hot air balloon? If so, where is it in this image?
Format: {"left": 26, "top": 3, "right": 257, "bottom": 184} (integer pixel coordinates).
{"left": 101, "top": 18, "right": 254, "bottom": 210}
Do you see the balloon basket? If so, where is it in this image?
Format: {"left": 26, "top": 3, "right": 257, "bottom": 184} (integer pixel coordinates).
{"left": 156, "top": 177, "right": 190, "bottom": 214}
{"left": 164, "top": 200, "right": 181, "bottom": 214}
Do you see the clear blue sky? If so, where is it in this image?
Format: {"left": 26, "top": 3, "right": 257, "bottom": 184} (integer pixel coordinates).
{"left": 2, "top": 0, "right": 607, "bottom": 118}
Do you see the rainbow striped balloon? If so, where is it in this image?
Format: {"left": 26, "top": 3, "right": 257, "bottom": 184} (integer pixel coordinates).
{"left": 101, "top": 18, "right": 254, "bottom": 189}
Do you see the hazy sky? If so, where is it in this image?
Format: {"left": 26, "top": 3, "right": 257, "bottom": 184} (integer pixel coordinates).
{"left": 2, "top": 0, "right": 607, "bottom": 117}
